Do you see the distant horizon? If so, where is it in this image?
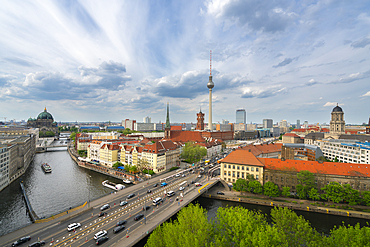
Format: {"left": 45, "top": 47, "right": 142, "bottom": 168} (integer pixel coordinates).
{"left": 1, "top": 1, "right": 369, "bottom": 124}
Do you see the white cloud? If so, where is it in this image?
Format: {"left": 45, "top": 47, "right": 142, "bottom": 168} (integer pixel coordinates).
{"left": 362, "top": 91, "right": 370, "bottom": 97}
{"left": 323, "top": 102, "right": 339, "bottom": 107}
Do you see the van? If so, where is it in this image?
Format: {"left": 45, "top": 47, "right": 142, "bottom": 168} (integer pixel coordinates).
{"left": 153, "top": 197, "right": 162, "bottom": 206}
{"left": 167, "top": 191, "right": 175, "bottom": 197}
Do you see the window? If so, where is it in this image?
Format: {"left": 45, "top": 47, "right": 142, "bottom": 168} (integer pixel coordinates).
{"left": 237, "top": 172, "right": 240, "bottom": 178}
{"left": 237, "top": 166, "right": 239, "bottom": 170}
{"left": 242, "top": 166, "right": 244, "bottom": 170}
{"left": 256, "top": 168, "right": 259, "bottom": 172}
{"left": 228, "top": 165, "right": 231, "bottom": 169}
{"left": 224, "top": 165, "right": 226, "bottom": 168}
{"left": 242, "top": 173, "right": 244, "bottom": 178}
{"left": 251, "top": 167, "right": 254, "bottom": 172}
{"left": 256, "top": 175, "right": 259, "bottom": 179}
{"left": 232, "top": 171, "right": 235, "bottom": 177}
{"left": 233, "top": 165, "right": 235, "bottom": 169}
{"left": 246, "top": 167, "right": 249, "bottom": 171}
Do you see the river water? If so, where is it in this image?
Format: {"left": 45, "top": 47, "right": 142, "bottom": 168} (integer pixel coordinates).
{"left": 1, "top": 146, "right": 369, "bottom": 240}
{"left": 0, "top": 147, "right": 126, "bottom": 236}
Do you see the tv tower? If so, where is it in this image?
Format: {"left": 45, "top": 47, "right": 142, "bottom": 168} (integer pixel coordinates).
{"left": 207, "top": 50, "right": 214, "bottom": 131}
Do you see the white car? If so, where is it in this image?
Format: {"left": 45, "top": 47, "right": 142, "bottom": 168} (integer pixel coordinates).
{"left": 179, "top": 187, "right": 185, "bottom": 191}
{"left": 67, "top": 222, "right": 81, "bottom": 231}
{"left": 198, "top": 175, "right": 202, "bottom": 178}
{"left": 175, "top": 174, "right": 180, "bottom": 177}
{"left": 94, "top": 230, "right": 108, "bottom": 240}
{"left": 182, "top": 174, "right": 186, "bottom": 177}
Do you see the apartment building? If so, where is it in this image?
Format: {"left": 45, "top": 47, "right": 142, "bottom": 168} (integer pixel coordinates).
{"left": 320, "top": 139, "right": 370, "bottom": 164}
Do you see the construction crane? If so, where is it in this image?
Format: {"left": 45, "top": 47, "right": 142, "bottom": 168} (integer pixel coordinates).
{"left": 0, "top": 117, "right": 6, "bottom": 124}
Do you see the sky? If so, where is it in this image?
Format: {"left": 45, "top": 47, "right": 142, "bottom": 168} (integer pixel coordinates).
{"left": 1, "top": 0, "right": 370, "bottom": 125}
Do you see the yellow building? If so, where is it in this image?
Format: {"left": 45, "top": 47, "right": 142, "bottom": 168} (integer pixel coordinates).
{"left": 99, "top": 143, "right": 120, "bottom": 167}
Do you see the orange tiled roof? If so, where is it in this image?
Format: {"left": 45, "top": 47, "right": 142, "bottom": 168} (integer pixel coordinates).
{"left": 241, "top": 143, "right": 282, "bottom": 156}
{"left": 263, "top": 158, "right": 370, "bottom": 177}
{"left": 283, "top": 133, "right": 301, "bottom": 137}
{"left": 221, "top": 149, "right": 264, "bottom": 167}
{"left": 168, "top": 130, "right": 205, "bottom": 143}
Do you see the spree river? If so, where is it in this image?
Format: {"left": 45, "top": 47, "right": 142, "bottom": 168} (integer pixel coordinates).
{"left": 1, "top": 147, "right": 370, "bottom": 239}
{"left": 0, "top": 148, "right": 126, "bottom": 236}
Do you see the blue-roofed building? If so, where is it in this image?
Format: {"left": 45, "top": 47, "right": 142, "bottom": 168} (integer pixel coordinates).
{"left": 106, "top": 126, "right": 125, "bottom": 131}
{"left": 79, "top": 126, "right": 101, "bottom": 131}
{"left": 320, "top": 139, "right": 370, "bottom": 164}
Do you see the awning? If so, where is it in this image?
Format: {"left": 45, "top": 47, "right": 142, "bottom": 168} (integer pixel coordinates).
{"left": 117, "top": 166, "right": 125, "bottom": 170}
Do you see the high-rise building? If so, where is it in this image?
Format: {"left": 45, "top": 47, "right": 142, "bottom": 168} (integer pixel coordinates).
{"left": 122, "top": 119, "right": 136, "bottom": 130}
{"left": 303, "top": 121, "right": 308, "bottom": 128}
{"left": 263, "top": 119, "right": 273, "bottom": 128}
{"left": 222, "top": 119, "right": 229, "bottom": 124}
{"left": 143, "top": 116, "right": 151, "bottom": 123}
{"left": 236, "top": 109, "right": 246, "bottom": 124}
{"left": 297, "top": 120, "right": 300, "bottom": 129}
{"left": 207, "top": 50, "right": 214, "bottom": 131}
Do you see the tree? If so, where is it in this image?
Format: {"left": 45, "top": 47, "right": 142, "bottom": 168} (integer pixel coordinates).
{"left": 271, "top": 207, "right": 321, "bottom": 246}
{"left": 308, "top": 188, "right": 320, "bottom": 201}
{"left": 342, "top": 184, "right": 361, "bottom": 205}
{"left": 281, "top": 186, "right": 291, "bottom": 197}
{"left": 137, "top": 158, "right": 150, "bottom": 172}
{"left": 323, "top": 223, "right": 370, "bottom": 247}
{"left": 263, "top": 181, "right": 280, "bottom": 197}
{"left": 248, "top": 180, "right": 263, "bottom": 194}
{"left": 112, "top": 162, "right": 122, "bottom": 169}
{"left": 296, "top": 170, "right": 316, "bottom": 199}
{"left": 361, "top": 191, "right": 370, "bottom": 206}
{"left": 321, "top": 182, "right": 345, "bottom": 203}
{"left": 146, "top": 204, "right": 212, "bottom": 247}
{"left": 316, "top": 156, "right": 328, "bottom": 162}
{"left": 232, "top": 179, "right": 248, "bottom": 192}
{"left": 333, "top": 157, "right": 339, "bottom": 162}
{"left": 180, "top": 142, "right": 207, "bottom": 164}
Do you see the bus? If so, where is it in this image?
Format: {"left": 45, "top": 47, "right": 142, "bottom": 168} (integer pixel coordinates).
{"left": 179, "top": 181, "right": 187, "bottom": 187}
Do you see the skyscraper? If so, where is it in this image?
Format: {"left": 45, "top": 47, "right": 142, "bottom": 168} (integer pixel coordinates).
{"left": 207, "top": 50, "right": 214, "bottom": 131}
{"left": 236, "top": 109, "right": 246, "bottom": 124}
{"left": 143, "top": 116, "right": 151, "bottom": 123}
{"left": 263, "top": 119, "right": 273, "bottom": 128}
{"left": 297, "top": 120, "right": 300, "bottom": 129}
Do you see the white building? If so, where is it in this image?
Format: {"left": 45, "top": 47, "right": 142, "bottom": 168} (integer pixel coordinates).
{"left": 319, "top": 139, "right": 370, "bottom": 164}
{"left": 0, "top": 145, "right": 10, "bottom": 192}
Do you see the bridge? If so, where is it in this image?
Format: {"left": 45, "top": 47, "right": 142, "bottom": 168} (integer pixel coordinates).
{"left": 0, "top": 165, "right": 227, "bottom": 247}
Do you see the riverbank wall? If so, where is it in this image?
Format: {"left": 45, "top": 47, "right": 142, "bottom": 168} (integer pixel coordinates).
{"left": 201, "top": 192, "right": 370, "bottom": 220}
{"left": 20, "top": 182, "right": 39, "bottom": 222}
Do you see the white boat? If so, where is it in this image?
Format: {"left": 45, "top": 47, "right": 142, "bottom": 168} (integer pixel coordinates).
{"left": 102, "top": 180, "right": 125, "bottom": 191}
{"left": 122, "top": 179, "right": 133, "bottom": 184}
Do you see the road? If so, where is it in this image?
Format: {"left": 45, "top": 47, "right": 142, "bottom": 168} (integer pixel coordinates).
{"left": 3, "top": 164, "right": 216, "bottom": 247}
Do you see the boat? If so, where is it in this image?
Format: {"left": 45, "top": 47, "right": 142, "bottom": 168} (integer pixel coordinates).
{"left": 41, "top": 163, "right": 52, "bottom": 173}
{"left": 122, "top": 179, "right": 133, "bottom": 184}
{"left": 102, "top": 180, "right": 125, "bottom": 191}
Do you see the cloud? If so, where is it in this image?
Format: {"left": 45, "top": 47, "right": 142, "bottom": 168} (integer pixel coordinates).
{"left": 323, "top": 102, "right": 338, "bottom": 107}
{"left": 351, "top": 37, "right": 370, "bottom": 48}
{"left": 330, "top": 69, "right": 370, "bottom": 84}
{"left": 241, "top": 86, "right": 286, "bottom": 98}
{"left": 304, "top": 79, "right": 319, "bottom": 86}
{"left": 207, "top": 0, "right": 297, "bottom": 33}
{"left": 362, "top": 91, "right": 370, "bottom": 97}
{"left": 152, "top": 70, "right": 252, "bottom": 99}
{"left": 273, "top": 57, "right": 297, "bottom": 68}
{"left": 3, "top": 57, "right": 39, "bottom": 67}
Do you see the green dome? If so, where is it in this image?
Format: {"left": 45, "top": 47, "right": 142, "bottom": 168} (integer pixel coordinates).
{"left": 37, "top": 107, "right": 54, "bottom": 120}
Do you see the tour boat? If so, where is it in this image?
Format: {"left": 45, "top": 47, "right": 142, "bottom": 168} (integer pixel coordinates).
{"left": 102, "top": 180, "right": 125, "bottom": 190}
{"left": 41, "top": 163, "right": 52, "bottom": 173}
{"left": 122, "top": 179, "right": 133, "bottom": 184}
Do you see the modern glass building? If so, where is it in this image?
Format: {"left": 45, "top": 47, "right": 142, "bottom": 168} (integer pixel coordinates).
{"left": 236, "top": 109, "right": 246, "bottom": 124}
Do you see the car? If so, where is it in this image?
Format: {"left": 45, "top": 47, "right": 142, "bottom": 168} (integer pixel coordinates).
{"left": 179, "top": 187, "right": 185, "bottom": 191}
{"left": 175, "top": 174, "right": 180, "bottom": 177}
{"left": 195, "top": 183, "right": 202, "bottom": 187}
{"left": 94, "top": 230, "right": 108, "bottom": 240}
{"left": 191, "top": 180, "right": 195, "bottom": 184}
{"left": 95, "top": 236, "right": 108, "bottom": 245}
{"left": 116, "top": 220, "right": 127, "bottom": 226}
{"left": 198, "top": 175, "right": 202, "bottom": 178}
{"left": 113, "top": 225, "right": 125, "bottom": 233}
{"left": 147, "top": 189, "right": 152, "bottom": 193}
{"left": 127, "top": 193, "right": 136, "bottom": 199}
{"left": 120, "top": 201, "right": 128, "bottom": 206}
{"left": 153, "top": 183, "right": 158, "bottom": 187}
{"left": 67, "top": 222, "right": 81, "bottom": 231}
{"left": 100, "top": 204, "right": 110, "bottom": 211}
{"left": 182, "top": 174, "right": 186, "bottom": 177}
{"left": 134, "top": 214, "right": 144, "bottom": 221}
{"left": 160, "top": 182, "right": 167, "bottom": 187}
{"left": 153, "top": 197, "right": 163, "bottom": 206}
{"left": 12, "top": 236, "right": 31, "bottom": 246}
{"left": 217, "top": 191, "right": 225, "bottom": 195}
{"left": 98, "top": 212, "right": 106, "bottom": 217}
{"left": 143, "top": 205, "right": 151, "bottom": 211}
{"left": 28, "top": 241, "right": 45, "bottom": 247}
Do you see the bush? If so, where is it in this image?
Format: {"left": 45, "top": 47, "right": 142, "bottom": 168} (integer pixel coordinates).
{"left": 170, "top": 167, "right": 180, "bottom": 171}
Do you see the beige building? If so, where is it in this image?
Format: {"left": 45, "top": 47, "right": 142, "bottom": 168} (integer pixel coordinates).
{"left": 220, "top": 149, "right": 264, "bottom": 184}
{"left": 99, "top": 143, "right": 120, "bottom": 167}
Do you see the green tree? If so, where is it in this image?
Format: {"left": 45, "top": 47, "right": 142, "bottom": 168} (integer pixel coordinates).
{"left": 323, "top": 223, "right": 370, "bottom": 247}
{"left": 263, "top": 181, "right": 280, "bottom": 197}
{"left": 296, "top": 170, "right": 316, "bottom": 199}
{"left": 271, "top": 207, "right": 322, "bottom": 246}
{"left": 361, "top": 191, "right": 370, "bottom": 206}
{"left": 321, "top": 182, "right": 345, "bottom": 203}
{"left": 180, "top": 142, "right": 207, "bottom": 164}
{"left": 70, "top": 132, "right": 77, "bottom": 141}
{"left": 342, "top": 184, "right": 361, "bottom": 205}
{"left": 232, "top": 179, "right": 248, "bottom": 192}
{"left": 281, "top": 186, "right": 291, "bottom": 197}
{"left": 333, "top": 157, "right": 339, "bottom": 162}
{"left": 146, "top": 204, "right": 212, "bottom": 247}
{"left": 112, "top": 162, "right": 122, "bottom": 169}
{"left": 308, "top": 188, "right": 320, "bottom": 201}
{"left": 248, "top": 180, "right": 263, "bottom": 194}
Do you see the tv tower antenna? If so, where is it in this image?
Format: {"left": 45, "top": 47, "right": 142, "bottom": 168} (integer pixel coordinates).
{"left": 210, "top": 50, "right": 212, "bottom": 76}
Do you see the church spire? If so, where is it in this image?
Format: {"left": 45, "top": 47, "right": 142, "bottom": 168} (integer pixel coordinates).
{"left": 165, "top": 102, "right": 170, "bottom": 129}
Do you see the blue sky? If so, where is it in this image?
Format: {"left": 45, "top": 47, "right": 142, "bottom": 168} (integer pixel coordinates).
{"left": 1, "top": 0, "right": 370, "bottom": 125}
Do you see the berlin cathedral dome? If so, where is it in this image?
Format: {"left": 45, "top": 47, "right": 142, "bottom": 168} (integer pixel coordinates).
{"left": 27, "top": 107, "right": 58, "bottom": 137}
